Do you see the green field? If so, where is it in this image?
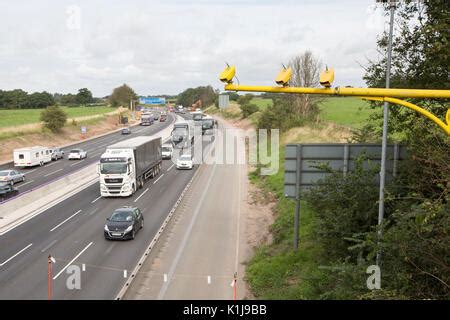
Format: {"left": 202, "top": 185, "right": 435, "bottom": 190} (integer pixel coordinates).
{"left": 0, "top": 105, "right": 113, "bottom": 128}
{"left": 250, "top": 97, "right": 273, "bottom": 111}
{"left": 319, "top": 97, "right": 379, "bottom": 128}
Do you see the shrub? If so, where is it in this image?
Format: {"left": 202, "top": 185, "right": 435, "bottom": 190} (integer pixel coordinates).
{"left": 241, "top": 103, "right": 259, "bottom": 118}
{"left": 40, "top": 106, "right": 67, "bottom": 133}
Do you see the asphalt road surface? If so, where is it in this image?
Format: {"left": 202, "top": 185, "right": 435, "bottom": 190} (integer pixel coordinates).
{"left": 0, "top": 114, "right": 176, "bottom": 201}
{"left": 0, "top": 139, "right": 210, "bottom": 299}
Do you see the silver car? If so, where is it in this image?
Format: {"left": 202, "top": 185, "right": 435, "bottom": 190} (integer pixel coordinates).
{"left": 0, "top": 170, "right": 25, "bottom": 186}
{"left": 51, "top": 148, "right": 64, "bottom": 160}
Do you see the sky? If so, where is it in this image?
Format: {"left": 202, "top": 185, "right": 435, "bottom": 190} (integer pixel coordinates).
{"left": 0, "top": 0, "right": 390, "bottom": 97}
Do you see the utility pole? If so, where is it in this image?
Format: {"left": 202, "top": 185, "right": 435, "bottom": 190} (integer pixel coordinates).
{"left": 376, "top": 0, "right": 396, "bottom": 267}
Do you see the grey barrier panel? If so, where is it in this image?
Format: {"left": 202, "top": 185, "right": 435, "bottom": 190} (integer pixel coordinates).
{"left": 218, "top": 94, "right": 229, "bottom": 109}
{"left": 284, "top": 143, "right": 406, "bottom": 198}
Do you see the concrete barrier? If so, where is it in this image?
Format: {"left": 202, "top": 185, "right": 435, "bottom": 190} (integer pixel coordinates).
{"left": 0, "top": 163, "right": 98, "bottom": 235}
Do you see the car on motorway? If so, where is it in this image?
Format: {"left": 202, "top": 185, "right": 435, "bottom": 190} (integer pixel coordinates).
{"left": 50, "top": 148, "right": 64, "bottom": 160}
{"left": 104, "top": 206, "right": 144, "bottom": 240}
{"left": 153, "top": 113, "right": 160, "bottom": 120}
{"left": 0, "top": 182, "right": 18, "bottom": 201}
{"left": 68, "top": 148, "right": 87, "bottom": 160}
{"left": 162, "top": 144, "right": 173, "bottom": 159}
{"left": 0, "top": 170, "right": 25, "bottom": 186}
{"left": 121, "top": 127, "right": 131, "bottom": 135}
{"left": 176, "top": 154, "right": 193, "bottom": 170}
{"left": 160, "top": 114, "right": 167, "bottom": 122}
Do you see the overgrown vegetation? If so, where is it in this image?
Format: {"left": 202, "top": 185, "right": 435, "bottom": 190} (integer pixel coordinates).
{"left": 246, "top": 0, "right": 449, "bottom": 300}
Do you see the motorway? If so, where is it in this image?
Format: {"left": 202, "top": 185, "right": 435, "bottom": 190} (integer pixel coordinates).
{"left": 0, "top": 112, "right": 213, "bottom": 299}
{"left": 0, "top": 114, "right": 176, "bottom": 200}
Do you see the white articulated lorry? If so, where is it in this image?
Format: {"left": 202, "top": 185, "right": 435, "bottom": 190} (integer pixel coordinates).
{"left": 98, "top": 136, "right": 162, "bottom": 197}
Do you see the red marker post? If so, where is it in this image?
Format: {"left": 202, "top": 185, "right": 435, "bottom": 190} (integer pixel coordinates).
{"left": 233, "top": 272, "right": 237, "bottom": 301}
{"left": 48, "top": 255, "right": 52, "bottom": 300}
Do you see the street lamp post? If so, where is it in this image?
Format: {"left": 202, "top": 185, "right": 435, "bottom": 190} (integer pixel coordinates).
{"left": 376, "top": 0, "right": 396, "bottom": 267}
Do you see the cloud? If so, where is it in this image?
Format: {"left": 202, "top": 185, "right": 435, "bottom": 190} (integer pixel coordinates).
{"left": 0, "top": 0, "right": 386, "bottom": 96}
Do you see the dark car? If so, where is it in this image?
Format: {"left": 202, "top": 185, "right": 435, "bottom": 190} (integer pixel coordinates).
{"left": 160, "top": 114, "right": 167, "bottom": 122}
{"left": 104, "top": 207, "right": 144, "bottom": 240}
{"left": 121, "top": 127, "right": 131, "bottom": 135}
{"left": 0, "top": 182, "right": 18, "bottom": 201}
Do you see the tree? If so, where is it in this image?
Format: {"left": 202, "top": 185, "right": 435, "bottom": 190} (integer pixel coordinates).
{"left": 76, "top": 88, "right": 94, "bottom": 105}
{"left": 287, "top": 50, "right": 323, "bottom": 118}
{"left": 40, "top": 106, "right": 67, "bottom": 133}
{"left": 26, "top": 91, "right": 55, "bottom": 109}
{"left": 363, "top": 0, "right": 449, "bottom": 135}
{"left": 109, "top": 84, "right": 138, "bottom": 108}
{"left": 177, "top": 86, "right": 218, "bottom": 108}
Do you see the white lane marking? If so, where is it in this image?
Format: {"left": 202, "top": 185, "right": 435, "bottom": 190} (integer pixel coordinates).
{"left": 82, "top": 264, "right": 86, "bottom": 272}
{"left": 91, "top": 196, "right": 102, "bottom": 204}
{"left": 70, "top": 160, "right": 85, "bottom": 167}
{"left": 207, "top": 275, "right": 211, "bottom": 284}
{"left": 167, "top": 164, "right": 174, "bottom": 172}
{"left": 134, "top": 188, "right": 149, "bottom": 203}
{"left": 24, "top": 169, "right": 37, "bottom": 174}
{"left": 153, "top": 174, "right": 164, "bottom": 184}
{"left": 164, "top": 274, "right": 167, "bottom": 282}
{"left": 50, "top": 210, "right": 82, "bottom": 232}
{"left": 88, "top": 208, "right": 99, "bottom": 216}
{"left": 44, "top": 162, "right": 57, "bottom": 168}
{"left": 0, "top": 243, "right": 33, "bottom": 267}
{"left": 53, "top": 241, "right": 93, "bottom": 280}
{"left": 15, "top": 180, "right": 34, "bottom": 189}
{"left": 41, "top": 239, "right": 58, "bottom": 253}
{"left": 44, "top": 168, "right": 63, "bottom": 177}
{"left": 123, "top": 270, "right": 127, "bottom": 278}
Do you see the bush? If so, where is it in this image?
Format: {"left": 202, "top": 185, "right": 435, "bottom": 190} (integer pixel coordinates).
{"left": 241, "top": 103, "right": 258, "bottom": 118}
{"left": 257, "top": 98, "right": 305, "bottom": 132}
{"left": 40, "top": 106, "right": 67, "bottom": 133}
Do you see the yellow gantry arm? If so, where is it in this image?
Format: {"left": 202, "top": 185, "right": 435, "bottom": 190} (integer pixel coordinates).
{"left": 224, "top": 84, "right": 450, "bottom": 100}
{"left": 362, "top": 96, "right": 450, "bottom": 136}
{"left": 220, "top": 65, "right": 450, "bottom": 135}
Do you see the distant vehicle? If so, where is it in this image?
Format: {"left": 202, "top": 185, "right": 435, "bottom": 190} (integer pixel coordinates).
{"left": 121, "top": 127, "right": 131, "bottom": 135}
{"left": 201, "top": 116, "right": 215, "bottom": 135}
{"left": 98, "top": 136, "right": 162, "bottom": 197}
{"left": 0, "top": 170, "right": 25, "bottom": 186}
{"left": 195, "top": 108, "right": 202, "bottom": 112}
{"left": 50, "top": 148, "right": 64, "bottom": 161}
{"left": 104, "top": 206, "right": 144, "bottom": 240}
{"left": 0, "top": 182, "right": 18, "bottom": 201}
{"left": 191, "top": 111, "right": 204, "bottom": 125}
{"left": 171, "top": 120, "right": 194, "bottom": 148}
{"left": 160, "top": 114, "right": 167, "bottom": 122}
{"left": 162, "top": 144, "right": 173, "bottom": 159}
{"left": 13, "top": 146, "right": 52, "bottom": 167}
{"left": 140, "top": 114, "right": 154, "bottom": 126}
{"left": 153, "top": 113, "right": 160, "bottom": 120}
{"left": 176, "top": 154, "right": 193, "bottom": 170}
{"left": 68, "top": 149, "right": 87, "bottom": 160}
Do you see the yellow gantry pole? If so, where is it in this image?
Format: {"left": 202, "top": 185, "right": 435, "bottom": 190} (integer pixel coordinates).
{"left": 224, "top": 84, "right": 450, "bottom": 99}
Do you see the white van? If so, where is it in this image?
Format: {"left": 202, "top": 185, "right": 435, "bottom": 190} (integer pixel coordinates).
{"left": 13, "top": 146, "right": 52, "bottom": 167}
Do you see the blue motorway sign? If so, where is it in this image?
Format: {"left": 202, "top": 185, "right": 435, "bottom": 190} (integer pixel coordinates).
{"left": 139, "top": 97, "right": 166, "bottom": 105}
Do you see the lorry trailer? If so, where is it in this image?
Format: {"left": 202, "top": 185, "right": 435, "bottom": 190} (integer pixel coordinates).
{"left": 98, "top": 136, "right": 162, "bottom": 197}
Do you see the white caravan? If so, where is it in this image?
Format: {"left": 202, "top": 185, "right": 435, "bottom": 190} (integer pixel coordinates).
{"left": 13, "top": 146, "right": 52, "bottom": 167}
